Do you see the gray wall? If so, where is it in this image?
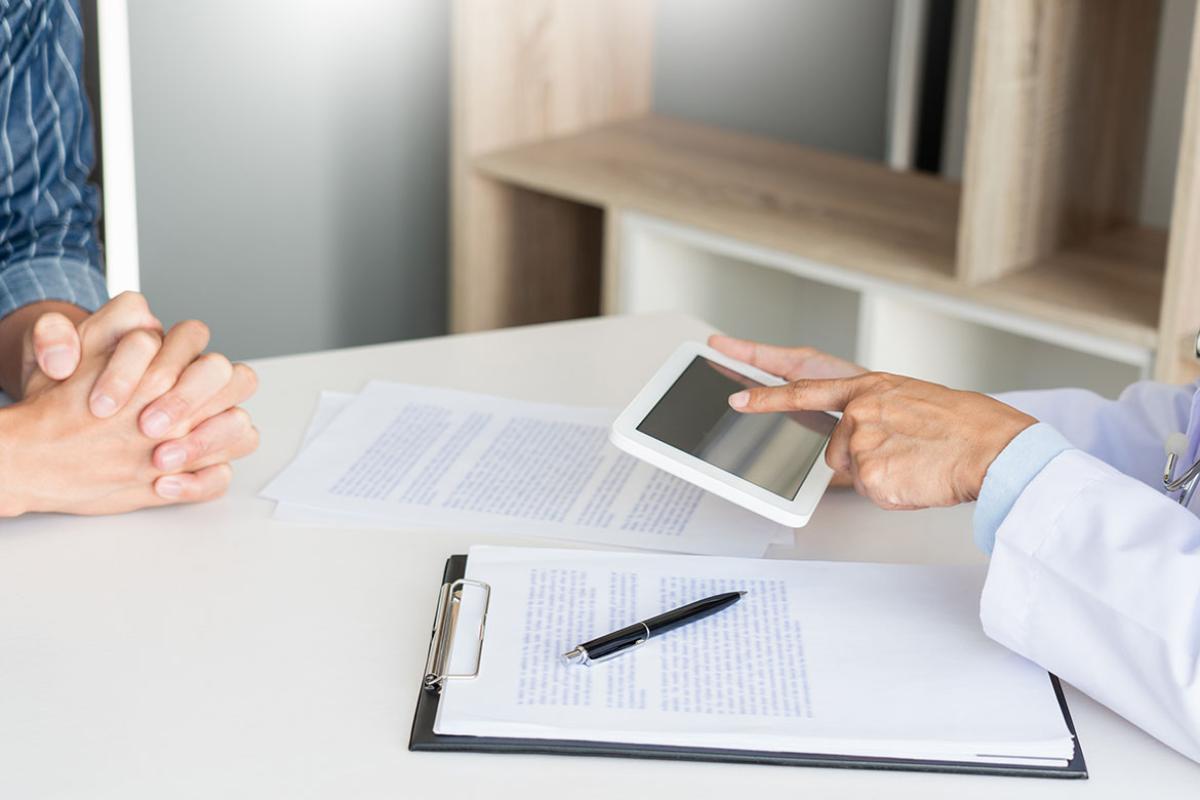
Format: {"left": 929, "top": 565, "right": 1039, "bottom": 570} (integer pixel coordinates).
{"left": 127, "top": 0, "right": 892, "bottom": 361}
{"left": 653, "top": 0, "right": 895, "bottom": 161}
{"left": 127, "top": 0, "right": 449, "bottom": 360}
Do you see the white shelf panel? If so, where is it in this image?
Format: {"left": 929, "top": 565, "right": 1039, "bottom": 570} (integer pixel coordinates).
{"left": 858, "top": 294, "right": 1144, "bottom": 397}
{"left": 615, "top": 212, "right": 1153, "bottom": 397}
{"left": 618, "top": 219, "right": 860, "bottom": 362}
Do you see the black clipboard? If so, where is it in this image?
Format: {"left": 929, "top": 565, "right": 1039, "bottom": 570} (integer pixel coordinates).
{"left": 409, "top": 555, "right": 1088, "bottom": 779}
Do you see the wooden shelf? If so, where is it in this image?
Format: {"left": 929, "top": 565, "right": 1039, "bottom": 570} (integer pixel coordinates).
{"left": 475, "top": 115, "right": 960, "bottom": 287}
{"left": 476, "top": 115, "right": 1165, "bottom": 349}
{"left": 977, "top": 226, "right": 1167, "bottom": 349}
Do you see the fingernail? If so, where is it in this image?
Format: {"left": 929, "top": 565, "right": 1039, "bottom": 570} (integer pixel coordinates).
{"left": 729, "top": 391, "right": 749, "bottom": 409}
{"left": 90, "top": 393, "right": 118, "bottom": 418}
{"left": 158, "top": 444, "right": 186, "bottom": 471}
{"left": 42, "top": 346, "right": 74, "bottom": 377}
{"left": 142, "top": 410, "right": 171, "bottom": 438}
{"left": 156, "top": 477, "right": 183, "bottom": 499}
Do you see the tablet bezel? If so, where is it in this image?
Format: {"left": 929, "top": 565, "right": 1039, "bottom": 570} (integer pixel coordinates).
{"left": 610, "top": 341, "right": 836, "bottom": 528}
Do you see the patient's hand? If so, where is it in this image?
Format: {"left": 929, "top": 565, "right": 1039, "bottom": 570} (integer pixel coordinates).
{"left": 1, "top": 307, "right": 258, "bottom": 516}
{"left": 12, "top": 293, "right": 156, "bottom": 403}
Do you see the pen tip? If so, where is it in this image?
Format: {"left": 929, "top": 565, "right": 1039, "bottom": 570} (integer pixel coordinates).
{"left": 738, "top": 590, "right": 747, "bottom": 597}
{"left": 561, "top": 647, "right": 587, "bottom": 666}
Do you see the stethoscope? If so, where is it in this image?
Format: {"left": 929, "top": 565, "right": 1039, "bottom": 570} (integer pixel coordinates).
{"left": 1161, "top": 329, "right": 1200, "bottom": 506}
{"left": 1163, "top": 432, "right": 1200, "bottom": 506}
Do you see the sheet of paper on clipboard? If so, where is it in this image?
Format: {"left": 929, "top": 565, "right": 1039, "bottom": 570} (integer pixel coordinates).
{"left": 419, "top": 546, "right": 1080, "bottom": 772}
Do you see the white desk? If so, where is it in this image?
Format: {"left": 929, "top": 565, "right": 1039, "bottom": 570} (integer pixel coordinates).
{"left": 1, "top": 313, "right": 1195, "bottom": 799}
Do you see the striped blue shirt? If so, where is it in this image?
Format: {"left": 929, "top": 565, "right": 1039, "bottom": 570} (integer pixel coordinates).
{"left": 0, "top": 0, "right": 107, "bottom": 319}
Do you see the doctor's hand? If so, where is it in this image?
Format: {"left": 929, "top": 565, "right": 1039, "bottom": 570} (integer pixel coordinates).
{"left": 729, "top": 372, "right": 1036, "bottom": 510}
{"left": 709, "top": 334, "right": 866, "bottom": 486}
{"left": 708, "top": 334, "right": 867, "bottom": 381}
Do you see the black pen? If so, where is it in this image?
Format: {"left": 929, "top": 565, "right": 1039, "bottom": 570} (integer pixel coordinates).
{"left": 561, "top": 591, "right": 746, "bottom": 666}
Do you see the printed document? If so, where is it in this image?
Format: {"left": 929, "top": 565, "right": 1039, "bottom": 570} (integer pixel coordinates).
{"left": 263, "top": 383, "right": 791, "bottom": 556}
{"left": 434, "top": 546, "right": 1076, "bottom": 766}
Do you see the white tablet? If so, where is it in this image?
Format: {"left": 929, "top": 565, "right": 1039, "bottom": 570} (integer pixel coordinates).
{"left": 611, "top": 342, "right": 838, "bottom": 528}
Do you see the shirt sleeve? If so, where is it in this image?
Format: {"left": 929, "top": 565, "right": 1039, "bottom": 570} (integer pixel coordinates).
{"left": 0, "top": 0, "right": 108, "bottom": 319}
{"left": 973, "top": 422, "right": 1072, "bottom": 554}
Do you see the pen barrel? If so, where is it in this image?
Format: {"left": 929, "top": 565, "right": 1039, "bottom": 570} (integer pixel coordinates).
{"left": 580, "top": 623, "right": 649, "bottom": 660}
{"left": 644, "top": 592, "right": 743, "bottom": 636}
{"left": 576, "top": 591, "right": 744, "bottom": 662}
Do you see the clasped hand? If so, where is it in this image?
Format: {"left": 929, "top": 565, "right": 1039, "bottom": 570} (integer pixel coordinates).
{"left": 1, "top": 293, "right": 259, "bottom": 516}
{"left": 711, "top": 334, "right": 1035, "bottom": 510}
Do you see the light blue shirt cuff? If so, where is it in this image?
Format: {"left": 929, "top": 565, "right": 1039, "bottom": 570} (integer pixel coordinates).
{"left": 973, "top": 422, "right": 1073, "bottom": 555}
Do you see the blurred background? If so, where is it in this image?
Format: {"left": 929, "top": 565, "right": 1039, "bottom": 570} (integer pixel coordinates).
{"left": 103, "top": 0, "right": 1197, "bottom": 395}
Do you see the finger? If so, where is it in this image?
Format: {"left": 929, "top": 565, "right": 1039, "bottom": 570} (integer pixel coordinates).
{"left": 707, "top": 334, "right": 818, "bottom": 380}
{"left": 87, "top": 328, "right": 163, "bottom": 418}
{"left": 130, "top": 319, "right": 212, "bottom": 431}
{"left": 827, "top": 470, "right": 855, "bottom": 489}
{"left": 729, "top": 375, "right": 873, "bottom": 414}
{"left": 153, "top": 463, "right": 234, "bottom": 504}
{"left": 825, "top": 416, "right": 854, "bottom": 476}
{"left": 76, "top": 291, "right": 162, "bottom": 353}
{"left": 187, "top": 363, "right": 258, "bottom": 426}
{"left": 30, "top": 311, "right": 82, "bottom": 379}
{"left": 153, "top": 408, "right": 259, "bottom": 473}
{"left": 851, "top": 467, "right": 871, "bottom": 503}
{"left": 140, "top": 351, "right": 231, "bottom": 440}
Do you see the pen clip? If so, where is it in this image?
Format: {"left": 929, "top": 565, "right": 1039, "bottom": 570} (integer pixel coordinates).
{"left": 576, "top": 622, "right": 651, "bottom": 666}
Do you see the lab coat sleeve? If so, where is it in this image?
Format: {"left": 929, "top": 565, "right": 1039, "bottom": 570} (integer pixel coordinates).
{"left": 980, "top": 448, "right": 1200, "bottom": 763}
{"left": 994, "top": 382, "right": 1195, "bottom": 487}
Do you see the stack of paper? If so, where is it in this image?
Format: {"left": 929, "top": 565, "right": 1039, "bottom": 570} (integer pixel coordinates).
{"left": 262, "top": 383, "right": 793, "bottom": 557}
{"left": 436, "top": 546, "right": 1077, "bottom": 767}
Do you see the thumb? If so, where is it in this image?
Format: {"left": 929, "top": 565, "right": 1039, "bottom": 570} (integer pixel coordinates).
{"left": 30, "top": 312, "right": 82, "bottom": 380}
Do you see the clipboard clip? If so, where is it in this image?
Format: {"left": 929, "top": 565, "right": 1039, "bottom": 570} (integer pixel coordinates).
{"left": 423, "top": 577, "right": 491, "bottom": 693}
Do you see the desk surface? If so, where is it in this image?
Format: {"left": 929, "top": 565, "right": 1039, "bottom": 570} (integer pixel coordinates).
{"left": 1, "top": 312, "right": 1196, "bottom": 799}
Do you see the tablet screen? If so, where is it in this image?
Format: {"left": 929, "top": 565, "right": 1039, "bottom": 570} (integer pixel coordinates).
{"left": 636, "top": 356, "right": 837, "bottom": 500}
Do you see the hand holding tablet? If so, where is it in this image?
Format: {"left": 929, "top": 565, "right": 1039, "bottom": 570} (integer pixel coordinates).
{"left": 611, "top": 342, "right": 838, "bottom": 527}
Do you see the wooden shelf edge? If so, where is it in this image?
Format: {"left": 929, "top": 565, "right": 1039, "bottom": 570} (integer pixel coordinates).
{"left": 476, "top": 116, "right": 1164, "bottom": 355}
{"left": 475, "top": 149, "right": 610, "bottom": 209}
{"left": 474, "top": 115, "right": 960, "bottom": 282}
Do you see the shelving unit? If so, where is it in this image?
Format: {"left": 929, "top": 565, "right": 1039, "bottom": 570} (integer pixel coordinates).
{"left": 452, "top": 0, "right": 1200, "bottom": 393}
{"left": 475, "top": 116, "right": 961, "bottom": 289}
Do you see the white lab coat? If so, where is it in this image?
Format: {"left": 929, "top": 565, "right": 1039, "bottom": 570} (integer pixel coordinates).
{"left": 987, "top": 382, "right": 1200, "bottom": 762}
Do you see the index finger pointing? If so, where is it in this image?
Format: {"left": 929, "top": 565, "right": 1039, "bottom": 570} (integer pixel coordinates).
{"left": 729, "top": 375, "right": 872, "bottom": 414}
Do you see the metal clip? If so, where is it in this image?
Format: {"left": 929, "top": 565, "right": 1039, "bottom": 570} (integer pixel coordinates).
{"left": 422, "top": 577, "right": 491, "bottom": 692}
